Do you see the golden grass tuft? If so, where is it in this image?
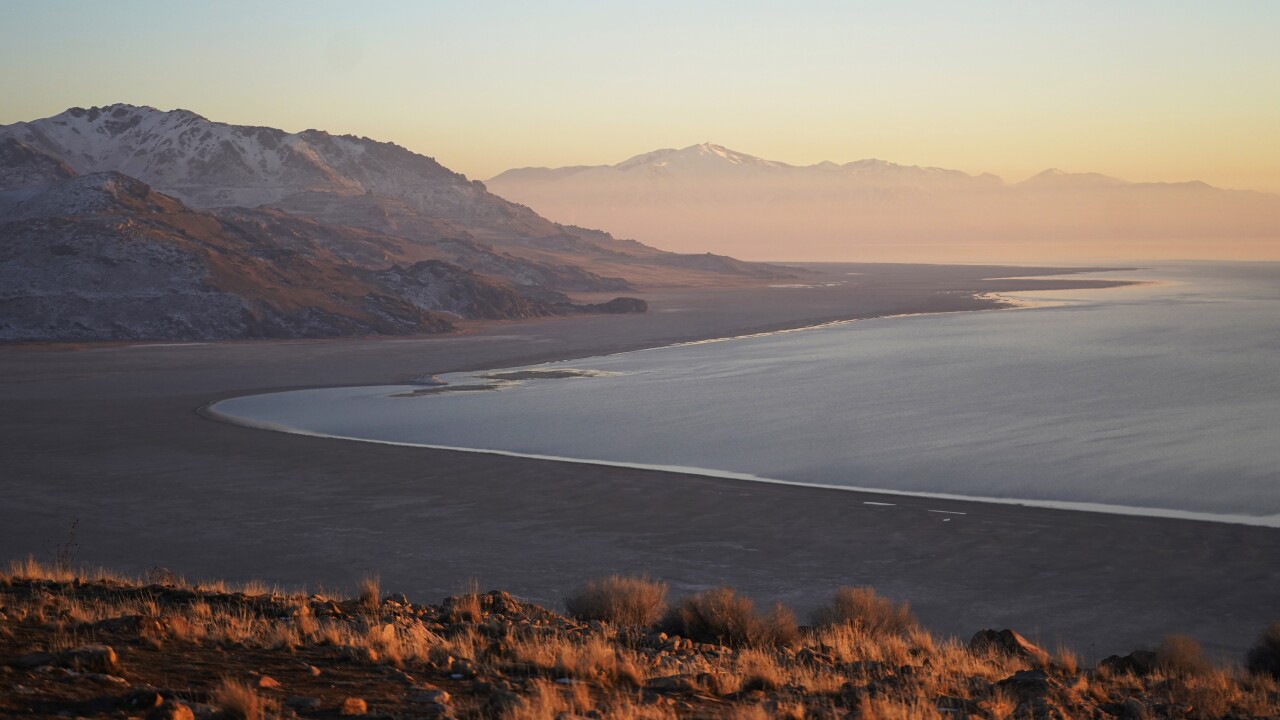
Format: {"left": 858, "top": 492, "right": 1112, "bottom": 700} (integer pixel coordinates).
{"left": 356, "top": 574, "right": 381, "bottom": 613}
{"left": 664, "top": 587, "right": 799, "bottom": 648}
{"left": 812, "top": 586, "right": 917, "bottom": 637}
{"left": 212, "top": 677, "right": 276, "bottom": 720}
{"left": 564, "top": 575, "right": 668, "bottom": 626}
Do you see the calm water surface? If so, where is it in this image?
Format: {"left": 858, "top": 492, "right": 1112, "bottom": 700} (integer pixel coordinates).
{"left": 212, "top": 263, "right": 1280, "bottom": 525}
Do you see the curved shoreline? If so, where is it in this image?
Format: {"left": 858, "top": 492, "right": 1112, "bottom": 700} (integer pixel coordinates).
{"left": 203, "top": 394, "right": 1280, "bottom": 531}
{"left": 201, "top": 274, "right": 1280, "bottom": 530}
{"left": 8, "top": 262, "right": 1275, "bottom": 659}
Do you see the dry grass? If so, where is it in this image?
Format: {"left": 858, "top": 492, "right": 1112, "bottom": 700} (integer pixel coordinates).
{"left": 664, "top": 587, "right": 799, "bottom": 648}
{"left": 212, "top": 677, "right": 277, "bottom": 720}
{"left": 857, "top": 696, "right": 943, "bottom": 720}
{"left": 564, "top": 575, "right": 668, "bottom": 626}
{"left": 1158, "top": 634, "right": 1211, "bottom": 677}
{"left": 3, "top": 560, "right": 1278, "bottom": 720}
{"left": 356, "top": 574, "right": 380, "bottom": 613}
{"left": 812, "top": 586, "right": 917, "bottom": 637}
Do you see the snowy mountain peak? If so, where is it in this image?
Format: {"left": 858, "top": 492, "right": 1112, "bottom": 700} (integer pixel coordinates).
{"left": 0, "top": 105, "right": 480, "bottom": 211}
{"left": 1020, "top": 168, "right": 1128, "bottom": 188}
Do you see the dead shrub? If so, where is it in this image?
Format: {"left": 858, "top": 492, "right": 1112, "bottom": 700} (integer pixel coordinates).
{"left": 356, "top": 574, "right": 380, "bottom": 613}
{"left": 564, "top": 575, "right": 668, "bottom": 626}
{"left": 1157, "top": 634, "right": 1211, "bottom": 676}
{"left": 212, "top": 678, "right": 275, "bottom": 720}
{"left": 664, "top": 587, "right": 799, "bottom": 648}
{"left": 1247, "top": 622, "right": 1280, "bottom": 679}
{"left": 812, "top": 586, "right": 917, "bottom": 636}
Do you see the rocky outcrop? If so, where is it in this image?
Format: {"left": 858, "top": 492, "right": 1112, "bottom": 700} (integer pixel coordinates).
{"left": 575, "top": 297, "right": 648, "bottom": 314}
{"left": 968, "top": 628, "right": 1049, "bottom": 665}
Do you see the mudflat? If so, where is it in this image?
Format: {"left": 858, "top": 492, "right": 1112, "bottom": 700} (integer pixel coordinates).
{"left": 1, "top": 264, "right": 1274, "bottom": 661}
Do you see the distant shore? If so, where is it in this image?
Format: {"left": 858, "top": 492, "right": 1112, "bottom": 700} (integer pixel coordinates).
{"left": 2, "top": 263, "right": 1275, "bottom": 661}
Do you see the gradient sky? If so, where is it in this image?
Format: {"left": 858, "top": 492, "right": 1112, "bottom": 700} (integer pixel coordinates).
{"left": 2, "top": 1, "right": 1278, "bottom": 192}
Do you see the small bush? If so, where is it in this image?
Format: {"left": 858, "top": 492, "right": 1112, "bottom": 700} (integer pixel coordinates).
{"left": 663, "top": 587, "right": 799, "bottom": 648}
{"left": 812, "top": 586, "right": 917, "bottom": 636}
{"left": 1157, "top": 634, "right": 1211, "bottom": 676}
{"left": 356, "top": 574, "right": 380, "bottom": 612}
{"left": 564, "top": 575, "right": 668, "bottom": 626}
{"left": 1247, "top": 622, "right": 1280, "bottom": 679}
{"left": 213, "top": 678, "right": 275, "bottom": 720}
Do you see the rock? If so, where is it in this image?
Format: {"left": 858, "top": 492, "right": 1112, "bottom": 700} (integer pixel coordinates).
{"left": 94, "top": 614, "right": 165, "bottom": 635}
{"left": 968, "top": 629, "right": 1048, "bottom": 664}
{"left": 285, "top": 696, "right": 322, "bottom": 710}
{"left": 60, "top": 644, "right": 120, "bottom": 674}
{"left": 124, "top": 690, "right": 164, "bottom": 709}
{"left": 580, "top": 297, "right": 648, "bottom": 314}
{"left": 146, "top": 701, "right": 195, "bottom": 720}
{"left": 997, "top": 669, "right": 1057, "bottom": 698}
{"left": 339, "top": 645, "right": 379, "bottom": 664}
{"left": 1120, "top": 697, "right": 1146, "bottom": 720}
{"left": 256, "top": 675, "right": 281, "bottom": 689}
{"left": 449, "top": 658, "right": 476, "bottom": 679}
{"left": 339, "top": 696, "right": 367, "bottom": 715}
{"left": 646, "top": 673, "right": 719, "bottom": 694}
{"left": 411, "top": 689, "right": 451, "bottom": 705}
{"left": 12, "top": 652, "right": 57, "bottom": 668}
{"left": 384, "top": 593, "right": 409, "bottom": 605}
{"left": 1099, "top": 650, "right": 1158, "bottom": 677}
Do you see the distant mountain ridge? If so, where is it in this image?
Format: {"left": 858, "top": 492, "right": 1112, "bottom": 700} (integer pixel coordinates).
{"left": 0, "top": 107, "right": 792, "bottom": 341}
{"left": 488, "top": 143, "right": 1280, "bottom": 262}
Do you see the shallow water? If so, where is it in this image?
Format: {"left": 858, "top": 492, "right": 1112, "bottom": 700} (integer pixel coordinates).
{"left": 212, "top": 263, "right": 1280, "bottom": 526}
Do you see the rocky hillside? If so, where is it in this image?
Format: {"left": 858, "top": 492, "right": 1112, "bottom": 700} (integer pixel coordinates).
{"left": 0, "top": 172, "right": 453, "bottom": 341}
{"left": 1, "top": 105, "right": 792, "bottom": 291}
{"left": 2, "top": 107, "right": 825, "bottom": 341}
{"left": 3, "top": 561, "right": 1278, "bottom": 719}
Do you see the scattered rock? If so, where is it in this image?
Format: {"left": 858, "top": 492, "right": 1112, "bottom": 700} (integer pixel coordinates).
{"left": 60, "top": 644, "right": 120, "bottom": 674}
{"left": 339, "top": 696, "right": 368, "bottom": 715}
{"left": 1120, "top": 697, "right": 1146, "bottom": 720}
{"left": 969, "top": 629, "right": 1048, "bottom": 664}
{"left": 94, "top": 614, "right": 165, "bottom": 635}
{"left": 124, "top": 690, "right": 164, "bottom": 709}
{"left": 998, "top": 669, "right": 1057, "bottom": 698}
{"left": 339, "top": 645, "right": 378, "bottom": 664}
{"left": 146, "top": 700, "right": 195, "bottom": 720}
{"left": 256, "top": 675, "right": 281, "bottom": 689}
{"left": 410, "top": 688, "right": 451, "bottom": 705}
{"left": 1099, "top": 650, "right": 1158, "bottom": 677}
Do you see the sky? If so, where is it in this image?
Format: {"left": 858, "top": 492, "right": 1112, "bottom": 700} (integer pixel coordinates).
{"left": 2, "top": 1, "right": 1279, "bottom": 192}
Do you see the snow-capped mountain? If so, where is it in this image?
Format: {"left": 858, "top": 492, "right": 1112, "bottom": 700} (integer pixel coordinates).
{"left": 488, "top": 144, "right": 1280, "bottom": 262}
{"left": 0, "top": 103, "right": 554, "bottom": 233}
{"left": 0, "top": 106, "right": 796, "bottom": 341}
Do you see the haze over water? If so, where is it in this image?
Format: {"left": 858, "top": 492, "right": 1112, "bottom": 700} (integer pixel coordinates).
{"left": 214, "top": 263, "right": 1280, "bottom": 526}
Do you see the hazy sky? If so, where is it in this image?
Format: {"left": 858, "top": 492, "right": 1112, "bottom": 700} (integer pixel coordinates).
{"left": 3, "top": 1, "right": 1278, "bottom": 192}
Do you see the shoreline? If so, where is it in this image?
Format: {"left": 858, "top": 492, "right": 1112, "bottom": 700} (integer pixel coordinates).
{"left": 2, "top": 262, "right": 1276, "bottom": 660}
{"left": 202, "top": 277, "right": 1277, "bottom": 530}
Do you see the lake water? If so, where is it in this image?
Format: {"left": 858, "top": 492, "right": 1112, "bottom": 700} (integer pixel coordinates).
{"left": 211, "top": 263, "right": 1280, "bottom": 526}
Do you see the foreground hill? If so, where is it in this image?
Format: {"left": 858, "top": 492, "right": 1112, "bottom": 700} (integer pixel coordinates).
{"left": 488, "top": 143, "right": 1280, "bottom": 262}
{"left": 0, "top": 108, "right": 791, "bottom": 341}
{"left": 3, "top": 561, "right": 1278, "bottom": 719}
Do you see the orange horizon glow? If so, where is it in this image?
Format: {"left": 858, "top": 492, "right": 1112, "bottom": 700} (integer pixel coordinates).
{"left": 1, "top": 2, "right": 1277, "bottom": 197}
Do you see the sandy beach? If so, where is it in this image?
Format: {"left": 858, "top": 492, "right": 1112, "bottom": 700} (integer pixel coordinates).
{"left": 1, "top": 264, "right": 1275, "bottom": 662}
